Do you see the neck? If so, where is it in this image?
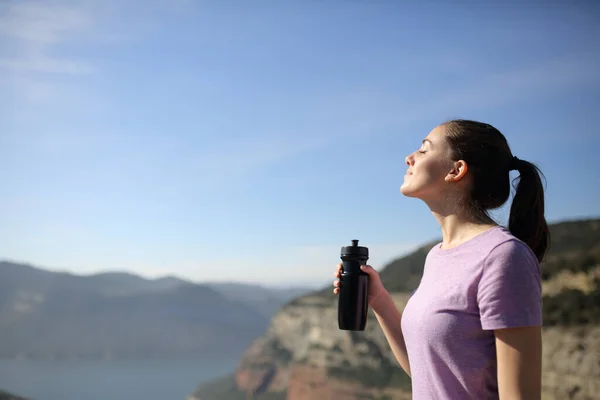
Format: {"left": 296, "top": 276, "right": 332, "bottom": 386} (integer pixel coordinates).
{"left": 425, "top": 198, "right": 497, "bottom": 249}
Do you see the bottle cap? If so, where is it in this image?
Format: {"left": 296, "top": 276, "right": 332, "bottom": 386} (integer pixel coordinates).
{"left": 340, "top": 239, "right": 369, "bottom": 258}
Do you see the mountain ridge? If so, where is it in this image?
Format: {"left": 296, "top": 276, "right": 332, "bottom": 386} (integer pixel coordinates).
{"left": 0, "top": 260, "right": 311, "bottom": 361}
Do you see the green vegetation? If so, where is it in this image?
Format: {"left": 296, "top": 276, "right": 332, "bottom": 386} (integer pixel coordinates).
{"left": 376, "top": 241, "right": 439, "bottom": 293}
{"left": 540, "top": 220, "right": 600, "bottom": 326}
{"left": 261, "top": 339, "right": 293, "bottom": 363}
{"left": 326, "top": 335, "right": 411, "bottom": 390}
{"left": 543, "top": 283, "right": 600, "bottom": 326}
{"left": 332, "top": 344, "right": 343, "bottom": 353}
{"left": 540, "top": 219, "right": 600, "bottom": 280}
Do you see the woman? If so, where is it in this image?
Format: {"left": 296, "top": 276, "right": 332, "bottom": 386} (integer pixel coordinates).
{"left": 333, "top": 119, "right": 548, "bottom": 399}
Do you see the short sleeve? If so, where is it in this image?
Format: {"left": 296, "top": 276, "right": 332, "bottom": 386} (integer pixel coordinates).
{"left": 477, "top": 240, "right": 542, "bottom": 330}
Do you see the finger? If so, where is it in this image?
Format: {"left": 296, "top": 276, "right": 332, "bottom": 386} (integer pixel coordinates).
{"left": 360, "top": 264, "right": 376, "bottom": 274}
{"left": 333, "top": 280, "right": 340, "bottom": 287}
{"left": 333, "top": 288, "right": 339, "bottom": 294}
{"left": 337, "top": 263, "right": 342, "bottom": 271}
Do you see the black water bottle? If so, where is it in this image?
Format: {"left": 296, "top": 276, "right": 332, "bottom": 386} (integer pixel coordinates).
{"left": 338, "top": 239, "right": 369, "bottom": 331}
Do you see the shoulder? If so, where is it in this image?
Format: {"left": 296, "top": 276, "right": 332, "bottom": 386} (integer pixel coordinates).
{"left": 479, "top": 233, "right": 541, "bottom": 288}
{"left": 485, "top": 228, "right": 539, "bottom": 268}
{"left": 477, "top": 229, "right": 543, "bottom": 329}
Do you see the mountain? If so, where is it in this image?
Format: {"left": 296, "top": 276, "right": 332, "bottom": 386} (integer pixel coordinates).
{"left": 208, "top": 282, "right": 314, "bottom": 319}
{"left": 0, "top": 262, "right": 309, "bottom": 360}
{"left": 0, "top": 262, "right": 189, "bottom": 298}
{"left": 0, "top": 389, "right": 30, "bottom": 400}
{"left": 191, "top": 218, "right": 600, "bottom": 400}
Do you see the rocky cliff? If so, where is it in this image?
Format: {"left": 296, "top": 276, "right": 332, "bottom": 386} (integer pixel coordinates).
{"left": 191, "top": 218, "right": 600, "bottom": 400}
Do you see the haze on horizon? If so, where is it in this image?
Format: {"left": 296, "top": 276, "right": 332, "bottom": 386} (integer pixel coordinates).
{"left": 1, "top": 1, "right": 599, "bottom": 287}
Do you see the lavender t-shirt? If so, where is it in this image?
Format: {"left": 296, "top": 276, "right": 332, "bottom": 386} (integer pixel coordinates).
{"left": 400, "top": 226, "right": 542, "bottom": 399}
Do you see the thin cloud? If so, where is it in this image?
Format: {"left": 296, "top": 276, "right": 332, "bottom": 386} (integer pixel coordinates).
{"left": 0, "top": 0, "right": 193, "bottom": 104}
{"left": 0, "top": 0, "right": 98, "bottom": 109}
{"left": 0, "top": 57, "right": 95, "bottom": 74}
{"left": 0, "top": 1, "right": 91, "bottom": 44}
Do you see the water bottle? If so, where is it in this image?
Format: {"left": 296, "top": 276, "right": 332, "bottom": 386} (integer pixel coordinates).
{"left": 338, "top": 239, "right": 369, "bottom": 331}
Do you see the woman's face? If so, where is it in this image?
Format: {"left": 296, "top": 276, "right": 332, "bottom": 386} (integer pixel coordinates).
{"left": 400, "top": 125, "right": 460, "bottom": 201}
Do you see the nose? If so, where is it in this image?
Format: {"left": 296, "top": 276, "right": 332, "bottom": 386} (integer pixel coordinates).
{"left": 405, "top": 153, "right": 415, "bottom": 166}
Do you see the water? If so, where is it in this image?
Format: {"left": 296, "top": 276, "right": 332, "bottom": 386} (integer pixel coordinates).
{"left": 0, "top": 357, "right": 239, "bottom": 400}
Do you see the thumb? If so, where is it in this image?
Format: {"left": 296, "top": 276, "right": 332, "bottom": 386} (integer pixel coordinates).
{"left": 360, "top": 264, "right": 378, "bottom": 276}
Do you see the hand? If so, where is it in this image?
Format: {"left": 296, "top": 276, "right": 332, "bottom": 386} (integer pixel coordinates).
{"left": 333, "top": 263, "right": 388, "bottom": 306}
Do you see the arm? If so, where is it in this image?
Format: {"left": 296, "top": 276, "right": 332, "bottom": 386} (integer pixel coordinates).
{"left": 370, "top": 290, "right": 411, "bottom": 377}
{"left": 495, "top": 326, "right": 542, "bottom": 400}
{"left": 476, "top": 240, "right": 543, "bottom": 399}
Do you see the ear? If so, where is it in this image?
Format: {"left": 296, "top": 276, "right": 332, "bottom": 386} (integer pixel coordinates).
{"left": 445, "top": 160, "right": 468, "bottom": 182}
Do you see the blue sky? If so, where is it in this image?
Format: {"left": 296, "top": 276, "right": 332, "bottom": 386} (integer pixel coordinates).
{"left": 1, "top": 1, "right": 599, "bottom": 287}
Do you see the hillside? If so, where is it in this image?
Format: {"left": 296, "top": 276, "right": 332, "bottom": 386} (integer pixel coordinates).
{"left": 0, "top": 389, "right": 29, "bottom": 400}
{"left": 191, "top": 218, "right": 600, "bottom": 400}
{"left": 0, "top": 262, "right": 308, "bottom": 360}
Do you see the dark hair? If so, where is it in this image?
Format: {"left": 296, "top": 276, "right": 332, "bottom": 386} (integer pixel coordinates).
{"left": 442, "top": 119, "right": 550, "bottom": 262}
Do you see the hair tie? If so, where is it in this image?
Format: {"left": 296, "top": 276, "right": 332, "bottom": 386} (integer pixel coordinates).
{"left": 509, "top": 156, "right": 520, "bottom": 171}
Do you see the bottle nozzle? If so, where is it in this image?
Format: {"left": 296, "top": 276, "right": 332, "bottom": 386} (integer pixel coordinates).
{"left": 341, "top": 239, "right": 368, "bottom": 259}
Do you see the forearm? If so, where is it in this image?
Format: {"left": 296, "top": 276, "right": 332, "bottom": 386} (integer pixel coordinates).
{"left": 371, "top": 291, "right": 411, "bottom": 377}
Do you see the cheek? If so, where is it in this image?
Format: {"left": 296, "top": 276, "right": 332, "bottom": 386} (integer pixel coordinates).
{"left": 417, "top": 159, "right": 449, "bottom": 181}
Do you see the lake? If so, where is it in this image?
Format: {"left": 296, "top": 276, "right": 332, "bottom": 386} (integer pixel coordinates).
{"left": 0, "top": 357, "right": 239, "bottom": 400}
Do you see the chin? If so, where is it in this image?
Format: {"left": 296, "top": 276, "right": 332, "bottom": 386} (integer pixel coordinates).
{"left": 400, "top": 182, "right": 424, "bottom": 199}
{"left": 400, "top": 184, "right": 414, "bottom": 197}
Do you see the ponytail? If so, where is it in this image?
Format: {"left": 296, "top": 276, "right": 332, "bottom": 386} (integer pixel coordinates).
{"left": 442, "top": 119, "right": 552, "bottom": 262}
{"left": 508, "top": 158, "right": 551, "bottom": 262}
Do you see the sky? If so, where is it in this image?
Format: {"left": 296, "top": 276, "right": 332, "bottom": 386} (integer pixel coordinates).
{"left": 1, "top": 0, "right": 599, "bottom": 288}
